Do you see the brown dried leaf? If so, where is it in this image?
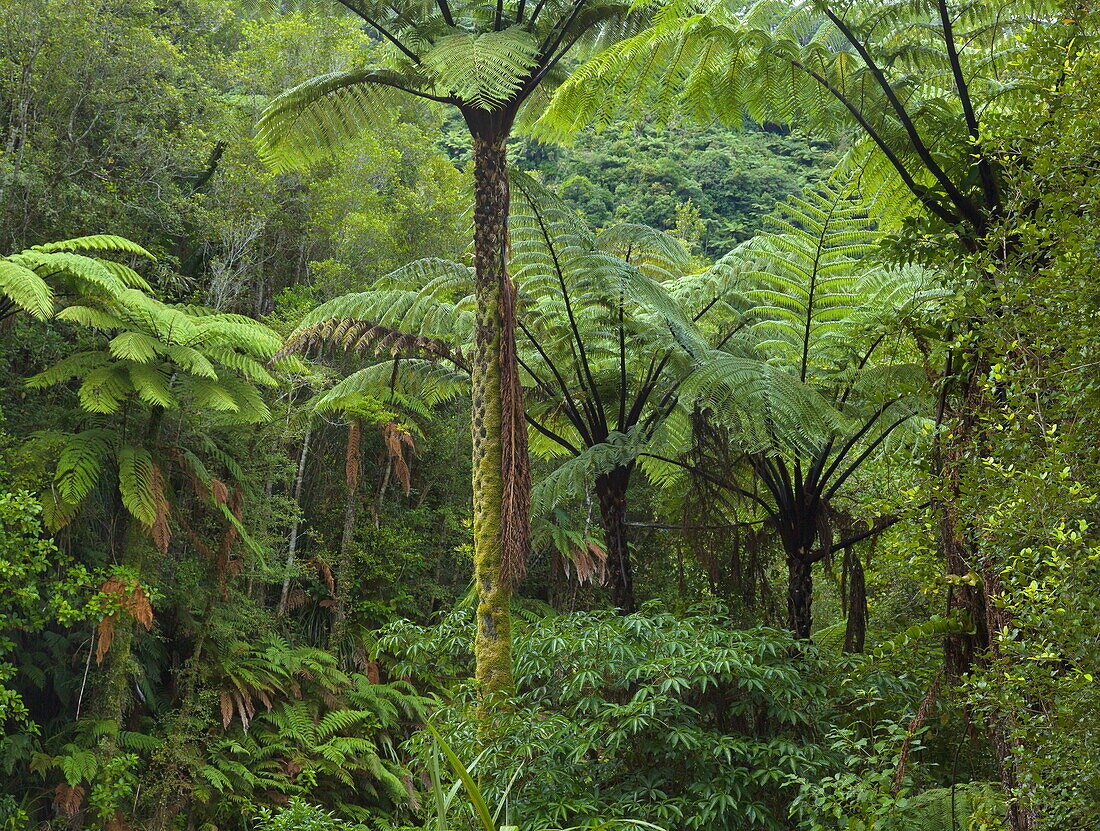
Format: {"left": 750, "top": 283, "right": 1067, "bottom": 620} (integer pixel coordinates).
{"left": 220, "top": 689, "right": 234, "bottom": 728}
{"left": 150, "top": 464, "right": 171, "bottom": 554}
{"left": 345, "top": 420, "right": 362, "bottom": 492}
{"left": 54, "top": 783, "right": 85, "bottom": 818}
{"left": 211, "top": 478, "right": 229, "bottom": 506}
{"left": 95, "top": 614, "right": 116, "bottom": 665}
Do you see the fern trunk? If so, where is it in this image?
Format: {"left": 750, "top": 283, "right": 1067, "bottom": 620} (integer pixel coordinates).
{"left": 596, "top": 466, "right": 635, "bottom": 613}
{"left": 331, "top": 419, "right": 362, "bottom": 652}
{"left": 466, "top": 120, "right": 530, "bottom": 702}
{"left": 97, "top": 408, "right": 164, "bottom": 749}
{"left": 786, "top": 553, "right": 814, "bottom": 641}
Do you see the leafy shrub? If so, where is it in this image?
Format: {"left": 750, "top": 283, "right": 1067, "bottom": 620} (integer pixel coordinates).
{"left": 253, "top": 798, "right": 372, "bottom": 830}
{"left": 383, "top": 604, "right": 835, "bottom": 831}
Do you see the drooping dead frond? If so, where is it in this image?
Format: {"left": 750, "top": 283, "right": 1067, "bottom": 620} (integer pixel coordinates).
{"left": 566, "top": 540, "right": 608, "bottom": 585}
{"left": 95, "top": 577, "right": 154, "bottom": 664}
{"left": 381, "top": 421, "right": 416, "bottom": 496}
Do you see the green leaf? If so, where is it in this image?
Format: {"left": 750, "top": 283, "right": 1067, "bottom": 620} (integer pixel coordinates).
{"left": 0, "top": 260, "right": 54, "bottom": 319}
{"left": 118, "top": 444, "right": 159, "bottom": 527}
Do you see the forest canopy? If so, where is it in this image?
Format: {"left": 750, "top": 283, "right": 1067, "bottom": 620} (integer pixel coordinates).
{"left": 1, "top": 1, "right": 1098, "bottom": 830}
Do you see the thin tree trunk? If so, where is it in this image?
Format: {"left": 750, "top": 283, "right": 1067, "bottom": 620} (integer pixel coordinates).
{"left": 278, "top": 423, "right": 311, "bottom": 615}
{"left": 596, "top": 466, "right": 635, "bottom": 613}
{"left": 332, "top": 419, "right": 361, "bottom": 650}
{"left": 936, "top": 351, "right": 1031, "bottom": 830}
{"left": 466, "top": 120, "right": 530, "bottom": 702}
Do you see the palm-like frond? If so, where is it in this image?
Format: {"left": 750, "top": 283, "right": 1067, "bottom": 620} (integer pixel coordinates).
{"left": 0, "top": 235, "right": 152, "bottom": 320}
{"left": 253, "top": 0, "right": 643, "bottom": 170}
{"left": 423, "top": 27, "right": 540, "bottom": 107}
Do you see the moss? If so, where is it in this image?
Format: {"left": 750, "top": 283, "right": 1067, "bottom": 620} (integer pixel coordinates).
{"left": 469, "top": 133, "right": 516, "bottom": 704}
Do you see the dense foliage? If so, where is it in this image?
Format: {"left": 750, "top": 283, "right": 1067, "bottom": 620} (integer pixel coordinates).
{"left": 0, "top": 1, "right": 1098, "bottom": 830}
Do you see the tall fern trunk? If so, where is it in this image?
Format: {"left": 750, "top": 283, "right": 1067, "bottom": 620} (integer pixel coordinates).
{"left": 596, "top": 466, "right": 635, "bottom": 612}
{"left": 779, "top": 511, "right": 819, "bottom": 641}
{"left": 466, "top": 118, "right": 531, "bottom": 702}
{"left": 332, "top": 419, "right": 362, "bottom": 652}
{"left": 786, "top": 554, "right": 813, "bottom": 641}
{"left": 97, "top": 408, "right": 164, "bottom": 743}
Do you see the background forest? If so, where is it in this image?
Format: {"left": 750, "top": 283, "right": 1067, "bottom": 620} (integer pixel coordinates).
{"left": 1, "top": 1, "right": 1098, "bottom": 830}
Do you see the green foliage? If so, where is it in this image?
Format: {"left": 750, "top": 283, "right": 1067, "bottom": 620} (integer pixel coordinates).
{"left": 254, "top": 798, "right": 373, "bottom": 831}
{"left": 0, "top": 235, "right": 152, "bottom": 321}
{"left": 386, "top": 605, "right": 833, "bottom": 831}
{"left": 0, "top": 492, "right": 70, "bottom": 728}
{"left": 509, "top": 120, "right": 835, "bottom": 256}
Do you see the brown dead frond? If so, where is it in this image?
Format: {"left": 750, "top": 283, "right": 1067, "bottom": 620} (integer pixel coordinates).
{"left": 565, "top": 540, "right": 607, "bottom": 585}
{"left": 381, "top": 422, "right": 415, "bottom": 495}
{"left": 95, "top": 577, "right": 154, "bottom": 664}
{"left": 53, "top": 783, "right": 85, "bottom": 819}
{"left": 278, "top": 319, "right": 465, "bottom": 369}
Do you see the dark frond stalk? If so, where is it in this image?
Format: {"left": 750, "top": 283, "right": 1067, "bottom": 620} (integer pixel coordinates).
{"left": 801, "top": 194, "right": 840, "bottom": 382}
{"left": 332, "top": 0, "right": 425, "bottom": 64}
{"left": 790, "top": 58, "right": 961, "bottom": 226}
{"left": 436, "top": 0, "right": 455, "bottom": 27}
{"left": 936, "top": 0, "right": 1000, "bottom": 213}
{"left": 813, "top": 4, "right": 984, "bottom": 228}
{"left": 517, "top": 319, "right": 595, "bottom": 444}
{"left": 516, "top": 176, "right": 607, "bottom": 431}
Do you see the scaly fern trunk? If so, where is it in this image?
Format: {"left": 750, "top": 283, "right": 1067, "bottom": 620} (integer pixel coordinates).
{"left": 467, "top": 122, "right": 530, "bottom": 702}
{"left": 786, "top": 554, "right": 814, "bottom": 641}
{"left": 596, "top": 466, "right": 635, "bottom": 613}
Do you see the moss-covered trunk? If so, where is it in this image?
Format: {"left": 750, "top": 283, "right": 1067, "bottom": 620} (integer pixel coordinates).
{"left": 466, "top": 118, "right": 530, "bottom": 701}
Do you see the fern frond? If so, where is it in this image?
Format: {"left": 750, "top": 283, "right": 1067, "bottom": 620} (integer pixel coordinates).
{"left": 118, "top": 444, "right": 160, "bottom": 527}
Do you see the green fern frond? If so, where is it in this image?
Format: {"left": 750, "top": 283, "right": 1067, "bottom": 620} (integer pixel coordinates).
{"left": 256, "top": 69, "right": 411, "bottom": 171}
{"left": 424, "top": 27, "right": 539, "bottom": 108}
{"left": 118, "top": 444, "right": 160, "bottom": 527}
{"left": 0, "top": 260, "right": 54, "bottom": 319}
{"left": 55, "top": 429, "right": 115, "bottom": 504}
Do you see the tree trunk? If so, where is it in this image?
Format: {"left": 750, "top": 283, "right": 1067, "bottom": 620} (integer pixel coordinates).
{"left": 466, "top": 120, "right": 530, "bottom": 702}
{"left": 786, "top": 553, "right": 813, "bottom": 641}
{"left": 596, "top": 466, "right": 634, "bottom": 612}
{"left": 843, "top": 546, "right": 866, "bottom": 653}
{"left": 936, "top": 353, "right": 1032, "bottom": 830}
{"left": 278, "top": 423, "right": 311, "bottom": 615}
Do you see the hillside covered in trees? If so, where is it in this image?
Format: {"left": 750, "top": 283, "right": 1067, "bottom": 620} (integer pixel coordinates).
{"left": 1, "top": 1, "right": 1098, "bottom": 830}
